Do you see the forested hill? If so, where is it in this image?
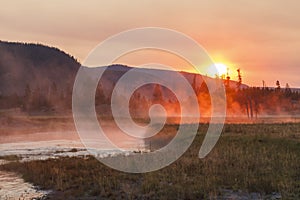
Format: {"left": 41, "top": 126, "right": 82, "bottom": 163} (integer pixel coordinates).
{"left": 0, "top": 41, "right": 299, "bottom": 117}
{"left": 0, "top": 41, "right": 243, "bottom": 113}
{"left": 0, "top": 41, "right": 80, "bottom": 96}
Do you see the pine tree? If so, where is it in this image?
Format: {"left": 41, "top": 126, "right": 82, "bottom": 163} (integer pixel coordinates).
{"left": 276, "top": 80, "right": 281, "bottom": 91}
{"left": 153, "top": 84, "right": 163, "bottom": 103}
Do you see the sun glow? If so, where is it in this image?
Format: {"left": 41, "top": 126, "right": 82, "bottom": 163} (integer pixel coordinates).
{"left": 205, "top": 62, "right": 233, "bottom": 78}
{"left": 215, "top": 63, "right": 228, "bottom": 76}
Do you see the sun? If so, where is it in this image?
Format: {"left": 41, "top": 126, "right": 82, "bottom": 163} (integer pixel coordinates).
{"left": 214, "top": 63, "right": 228, "bottom": 76}
{"left": 204, "top": 61, "right": 234, "bottom": 78}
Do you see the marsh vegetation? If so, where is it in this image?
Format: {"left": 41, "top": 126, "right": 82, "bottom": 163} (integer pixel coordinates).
{"left": 1, "top": 123, "right": 299, "bottom": 199}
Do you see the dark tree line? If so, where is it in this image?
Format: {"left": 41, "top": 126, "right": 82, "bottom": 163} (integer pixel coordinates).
{"left": 233, "top": 86, "right": 300, "bottom": 118}
{"left": 93, "top": 72, "right": 300, "bottom": 119}
{"left": 1, "top": 68, "right": 299, "bottom": 119}
{"left": 0, "top": 81, "right": 72, "bottom": 113}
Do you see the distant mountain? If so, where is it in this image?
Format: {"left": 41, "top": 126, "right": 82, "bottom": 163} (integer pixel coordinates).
{"left": 99, "top": 64, "right": 248, "bottom": 92}
{"left": 0, "top": 40, "right": 248, "bottom": 115}
{"left": 0, "top": 41, "right": 299, "bottom": 117}
{"left": 0, "top": 40, "right": 246, "bottom": 97}
{"left": 0, "top": 41, "right": 80, "bottom": 96}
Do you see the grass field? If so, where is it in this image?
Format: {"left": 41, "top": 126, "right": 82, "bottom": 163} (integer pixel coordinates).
{"left": 1, "top": 123, "right": 300, "bottom": 199}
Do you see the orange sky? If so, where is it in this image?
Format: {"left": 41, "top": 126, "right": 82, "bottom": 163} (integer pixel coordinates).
{"left": 1, "top": 0, "right": 299, "bottom": 87}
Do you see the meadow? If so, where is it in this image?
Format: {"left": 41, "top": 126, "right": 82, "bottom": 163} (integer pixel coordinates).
{"left": 1, "top": 122, "right": 300, "bottom": 199}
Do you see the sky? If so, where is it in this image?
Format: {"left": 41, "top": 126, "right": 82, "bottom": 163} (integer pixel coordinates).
{"left": 1, "top": 0, "right": 299, "bottom": 87}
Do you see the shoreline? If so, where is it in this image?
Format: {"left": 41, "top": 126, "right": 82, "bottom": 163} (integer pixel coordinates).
{"left": 0, "top": 122, "right": 299, "bottom": 199}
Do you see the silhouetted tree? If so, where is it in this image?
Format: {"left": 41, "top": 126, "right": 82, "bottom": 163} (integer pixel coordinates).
{"left": 276, "top": 80, "right": 281, "bottom": 91}
{"left": 153, "top": 84, "right": 164, "bottom": 103}
{"left": 23, "top": 84, "right": 32, "bottom": 110}
{"left": 192, "top": 74, "right": 200, "bottom": 96}
{"left": 95, "top": 83, "right": 107, "bottom": 105}
{"left": 285, "top": 83, "right": 292, "bottom": 97}
{"left": 236, "top": 69, "right": 242, "bottom": 90}
{"left": 225, "top": 68, "right": 230, "bottom": 89}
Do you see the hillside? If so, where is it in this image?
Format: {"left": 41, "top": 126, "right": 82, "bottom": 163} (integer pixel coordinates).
{"left": 0, "top": 41, "right": 243, "bottom": 112}
{"left": 0, "top": 41, "right": 80, "bottom": 96}
{"left": 0, "top": 41, "right": 299, "bottom": 118}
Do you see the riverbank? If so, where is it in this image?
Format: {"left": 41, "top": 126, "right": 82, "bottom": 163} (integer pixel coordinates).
{"left": 1, "top": 123, "right": 299, "bottom": 199}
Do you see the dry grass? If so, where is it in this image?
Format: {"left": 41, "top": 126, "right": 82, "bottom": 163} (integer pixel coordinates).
{"left": 1, "top": 123, "right": 300, "bottom": 199}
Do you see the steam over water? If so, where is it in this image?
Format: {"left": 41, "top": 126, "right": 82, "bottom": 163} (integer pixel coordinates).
{"left": 0, "top": 121, "right": 146, "bottom": 159}
{"left": 0, "top": 115, "right": 299, "bottom": 199}
{"left": 0, "top": 119, "right": 146, "bottom": 199}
